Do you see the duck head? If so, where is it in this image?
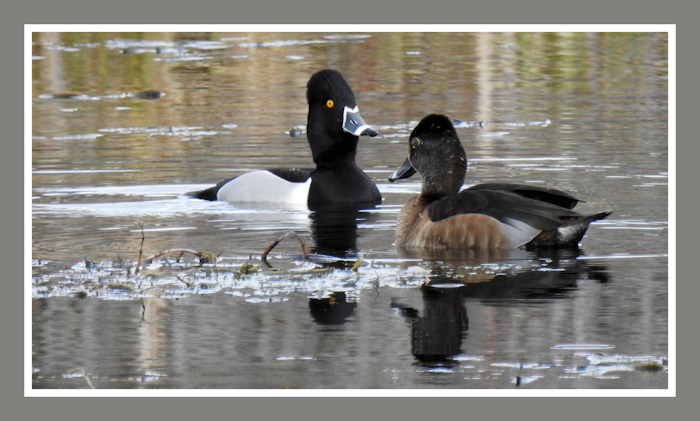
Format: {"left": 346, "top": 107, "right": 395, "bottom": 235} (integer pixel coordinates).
{"left": 306, "top": 69, "right": 377, "bottom": 165}
{"left": 389, "top": 114, "right": 467, "bottom": 198}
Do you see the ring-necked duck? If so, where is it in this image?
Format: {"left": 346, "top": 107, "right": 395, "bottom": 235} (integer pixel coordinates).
{"left": 389, "top": 114, "right": 612, "bottom": 250}
{"left": 190, "top": 69, "right": 381, "bottom": 209}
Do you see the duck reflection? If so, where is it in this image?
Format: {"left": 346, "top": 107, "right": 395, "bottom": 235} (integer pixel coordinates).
{"left": 308, "top": 291, "right": 357, "bottom": 325}
{"left": 308, "top": 203, "right": 380, "bottom": 265}
{"left": 392, "top": 248, "right": 610, "bottom": 363}
{"left": 305, "top": 204, "right": 377, "bottom": 323}
{"left": 393, "top": 286, "right": 468, "bottom": 363}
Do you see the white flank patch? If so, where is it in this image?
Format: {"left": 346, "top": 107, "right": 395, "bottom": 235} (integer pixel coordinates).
{"left": 501, "top": 217, "right": 542, "bottom": 248}
{"left": 556, "top": 224, "right": 579, "bottom": 241}
{"left": 216, "top": 170, "right": 311, "bottom": 205}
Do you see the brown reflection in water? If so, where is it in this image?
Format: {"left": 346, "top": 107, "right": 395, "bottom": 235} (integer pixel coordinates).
{"left": 391, "top": 248, "right": 610, "bottom": 364}
{"left": 136, "top": 298, "right": 169, "bottom": 385}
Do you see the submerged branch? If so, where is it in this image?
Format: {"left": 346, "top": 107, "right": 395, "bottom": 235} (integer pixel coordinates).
{"left": 261, "top": 231, "right": 309, "bottom": 268}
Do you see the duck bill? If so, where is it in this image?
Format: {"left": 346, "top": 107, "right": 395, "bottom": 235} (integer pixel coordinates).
{"left": 342, "top": 105, "right": 378, "bottom": 137}
{"left": 389, "top": 158, "right": 417, "bottom": 182}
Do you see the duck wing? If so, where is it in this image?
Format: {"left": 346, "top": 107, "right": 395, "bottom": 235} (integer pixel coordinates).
{"left": 188, "top": 168, "right": 313, "bottom": 201}
{"left": 465, "top": 183, "right": 581, "bottom": 210}
{"left": 426, "top": 189, "right": 582, "bottom": 232}
{"left": 267, "top": 168, "right": 314, "bottom": 183}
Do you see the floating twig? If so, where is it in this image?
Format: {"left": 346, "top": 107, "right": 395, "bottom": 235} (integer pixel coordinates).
{"left": 72, "top": 368, "right": 95, "bottom": 389}
{"left": 135, "top": 221, "right": 145, "bottom": 275}
{"left": 142, "top": 249, "right": 218, "bottom": 265}
{"left": 351, "top": 256, "right": 364, "bottom": 272}
{"left": 351, "top": 250, "right": 372, "bottom": 272}
{"left": 261, "top": 231, "right": 309, "bottom": 268}
{"left": 175, "top": 275, "right": 193, "bottom": 287}
{"left": 265, "top": 267, "right": 334, "bottom": 276}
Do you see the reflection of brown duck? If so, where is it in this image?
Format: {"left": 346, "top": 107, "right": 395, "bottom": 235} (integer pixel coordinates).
{"left": 393, "top": 286, "right": 468, "bottom": 363}
{"left": 392, "top": 249, "right": 610, "bottom": 363}
{"left": 396, "top": 247, "right": 524, "bottom": 284}
{"left": 308, "top": 292, "right": 357, "bottom": 325}
{"left": 389, "top": 114, "right": 612, "bottom": 250}
{"left": 433, "top": 249, "right": 609, "bottom": 300}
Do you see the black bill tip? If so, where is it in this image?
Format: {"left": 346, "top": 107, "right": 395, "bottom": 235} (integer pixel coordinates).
{"left": 389, "top": 158, "right": 417, "bottom": 182}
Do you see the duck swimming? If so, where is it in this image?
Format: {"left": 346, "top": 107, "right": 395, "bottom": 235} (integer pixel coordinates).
{"left": 389, "top": 114, "right": 612, "bottom": 250}
{"left": 190, "top": 69, "right": 381, "bottom": 210}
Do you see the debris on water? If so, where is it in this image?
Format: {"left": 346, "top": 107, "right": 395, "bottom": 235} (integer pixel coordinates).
{"left": 288, "top": 126, "right": 305, "bottom": 137}
{"left": 245, "top": 296, "right": 289, "bottom": 303}
{"left": 636, "top": 362, "right": 665, "bottom": 373}
{"left": 351, "top": 254, "right": 365, "bottom": 272}
{"left": 550, "top": 343, "right": 615, "bottom": 350}
{"left": 32, "top": 259, "right": 51, "bottom": 267}
{"left": 62, "top": 369, "right": 86, "bottom": 379}
{"left": 453, "top": 119, "right": 483, "bottom": 128}
{"left": 131, "top": 90, "right": 165, "bottom": 99}
{"left": 514, "top": 374, "right": 543, "bottom": 386}
{"left": 106, "top": 283, "right": 134, "bottom": 292}
{"left": 239, "top": 263, "right": 258, "bottom": 275}
{"left": 139, "top": 370, "right": 168, "bottom": 382}
{"left": 142, "top": 248, "right": 220, "bottom": 266}
{"left": 46, "top": 92, "right": 89, "bottom": 100}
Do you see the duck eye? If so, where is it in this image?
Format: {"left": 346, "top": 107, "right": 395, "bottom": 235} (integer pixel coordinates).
{"left": 411, "top": 138, "right": 421, "bottom": 148}
{"left": 326, "top": 100, "right": 334, "bottom": 108}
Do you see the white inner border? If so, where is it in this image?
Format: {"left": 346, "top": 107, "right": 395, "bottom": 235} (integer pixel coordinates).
{"left": 25, "top": 24, "right": 676, "bottom": 398}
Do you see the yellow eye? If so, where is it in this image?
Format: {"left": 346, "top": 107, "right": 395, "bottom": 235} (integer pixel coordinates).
{"left": 411, "top": 138, "right": 420, "bottom": 148}
{"left": 326, "top": 100, "right": 334, "bottom": 108}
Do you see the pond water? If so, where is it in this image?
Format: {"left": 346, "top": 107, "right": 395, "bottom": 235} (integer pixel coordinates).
{"left": 30, "top": 31, "right": 669, "bottom": 391}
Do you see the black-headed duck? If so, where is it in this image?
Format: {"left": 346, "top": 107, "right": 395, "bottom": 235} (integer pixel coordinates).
{"left": 190, "top": 69, "right": 381, "bottom": 210}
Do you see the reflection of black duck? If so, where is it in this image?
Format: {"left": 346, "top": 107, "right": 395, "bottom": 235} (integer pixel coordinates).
{"left": 389, "top": 114, "right": 612, "bottom": 250}
{"left": 308, "top": 292, "right": 357, "bottom": 325}
{"left": 309, "top": 204, "right": 381, "bottom": 262}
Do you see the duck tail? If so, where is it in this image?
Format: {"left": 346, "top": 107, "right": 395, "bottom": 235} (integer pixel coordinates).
{"left": 526, "top": 210, "right": 612, "bottom": 249}
{"left": 580, "top": 210, "right": 613, "bottom": 224}
{"left": 187, "top": 186, "right": 219, "bottom": 201}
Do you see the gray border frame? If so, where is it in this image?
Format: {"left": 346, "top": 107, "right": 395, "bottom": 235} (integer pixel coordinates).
{"left": 8, "top": 1, "right": 689, "bottom": 419}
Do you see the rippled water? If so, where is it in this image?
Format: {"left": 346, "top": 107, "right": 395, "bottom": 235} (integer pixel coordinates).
{"left": 30, "top": 31, "right": 669, "bottom": 391}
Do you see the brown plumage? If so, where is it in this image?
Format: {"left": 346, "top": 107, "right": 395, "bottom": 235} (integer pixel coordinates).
{"left": 389, "top": 114, "right": 612, "bottom": 250}
{"left": 396, "top": 196, "right": 511, "bottom": 250}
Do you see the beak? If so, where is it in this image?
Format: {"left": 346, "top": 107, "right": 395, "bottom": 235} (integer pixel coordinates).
{"left": 389, "top": 158, "right": 417, "bottom": 182}
{"left": 342, "top": 105, "right": 378, "bottom": 137}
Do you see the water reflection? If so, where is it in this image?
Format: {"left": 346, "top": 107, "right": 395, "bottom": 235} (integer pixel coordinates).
{"left": 394, "top": 286, "right": 468, "bottom": 364}
{"left": 391, "top": 248, "right": 610, "bottom": 364}
{"left": 31, "top": 31, "right": 668, "bottom": 389}
{"left": 308, "top": 292, "right": 357, "bottom": 325}
{"left": 309, "top": 204, "right": 380, "bottom": 261}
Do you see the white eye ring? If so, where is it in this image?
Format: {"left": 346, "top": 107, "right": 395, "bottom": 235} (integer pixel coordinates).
{"left": 411, "top": 138, "right": 420, "bottom": 148}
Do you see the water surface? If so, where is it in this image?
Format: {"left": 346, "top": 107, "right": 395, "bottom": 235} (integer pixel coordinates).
{"left": 31, "top": 31, "right": 669, "bottom": 390}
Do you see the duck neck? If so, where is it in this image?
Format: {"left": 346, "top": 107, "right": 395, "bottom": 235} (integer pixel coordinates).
{"left": 420, "top": 160, "right": 466, "bottom": 201}
{"left": 314, "top": 155, "right": 357, "bottom": 171}
{"left": 309, "top": 132, "right": 359, "bottom": 167}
